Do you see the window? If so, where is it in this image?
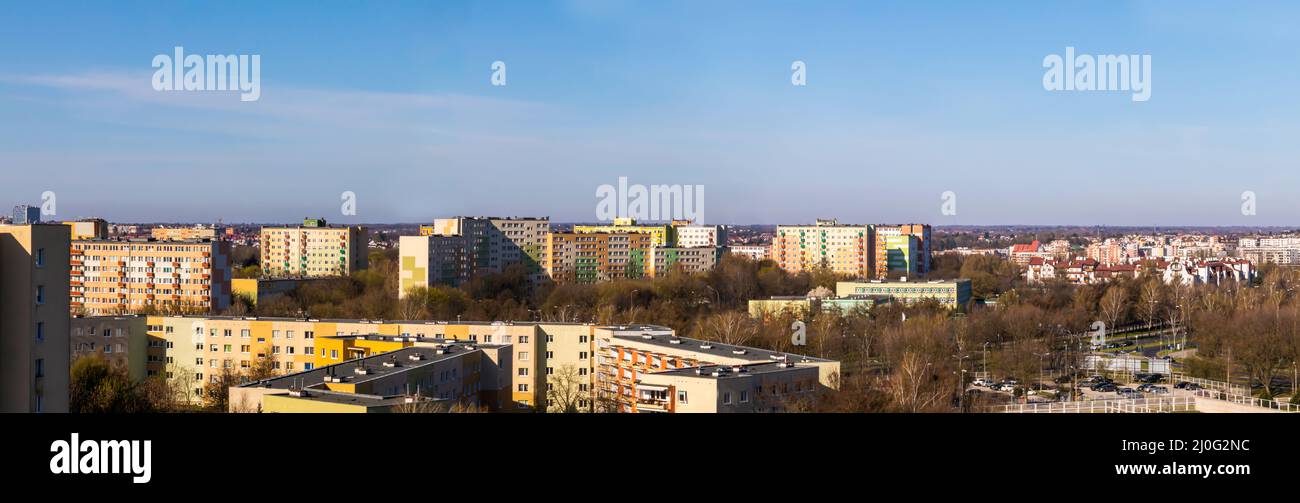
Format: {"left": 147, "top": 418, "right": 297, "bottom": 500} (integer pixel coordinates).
{"left": 518, "top": 352, "right": 529, "bottom": 361}
{"left": 35, "top": 322, "right": 44, "bottom": 342}
{"left": 35, "top": 358, "right": 44, "bottom": 378}
{"left": 517, "top": 384, "right": 529, "bottom": 392}
{"left": 579, "top": 351, "right": 588, "bottom": 360}
{"left": 722, "top": 391, "right": 733, "bottom": 404}
{"left": 241, "top": 329, "right": 250, "bottom": 338}
{"left": 519, "top": 335, "right": 528, "bottom": 343}
{"left": 676, "top": 390, "right": 688, "bottom": 403}
{"left": 35, "top": 248, "right": 44, "bottom": 267}
{"left": 35, "top": 285, "right": 44, "bottom": 304}
{"left": 518, "top": 368, "right": 528, "bottom": 376}
{"left": 740, "top": 390, "right": 749, "bottom": 403}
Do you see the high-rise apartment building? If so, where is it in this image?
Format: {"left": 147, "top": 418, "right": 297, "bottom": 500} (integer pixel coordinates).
{"left": 645, "top": 246, "right": 722, "bottom": 278}
{"left": 0, "top": 224, "right": 70, "bottom": 412}
{"left": 152, "top": 225, "right": 219, "bottom": 242}
{"left": 544, "top": 231, "right": 655, "bottom": 283}
{"left": 874, "top": 224, "right": 931, "bottom": 277}
{"left": 673, "top": 223, "right": 727, "bottom": 248}
{"left": 260, "top": 219, "right": 367, "bottom": 278}
{"left": 773, "top": 220, "right": 874, "bottom": 278}
{"left": 401, "top": 216, "right": 549, "bottom": 293}
{"left": 70, "top": 238, "right": 232, "bottom": 315}
{"left": 574, "top": 218, "right": 675, "bottom": 247}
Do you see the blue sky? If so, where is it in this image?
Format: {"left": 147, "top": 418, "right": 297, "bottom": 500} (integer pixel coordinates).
{"left": 2, "top": 0, "right": 1299, "bottom": 225}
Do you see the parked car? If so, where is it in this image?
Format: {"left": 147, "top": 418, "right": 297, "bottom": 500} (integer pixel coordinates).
{"left": 1116, "top": 387, "right": 1138, "bottom": 398}
{"left": 1149, "top": 386, "right": 1170, "bottom": 394}
{"left": 1136, "top": 384, "right": 1154, "bottom": 392}
{"left": 972, "top": 378, "right": 991, "bottom": 387}
{"left": 1091, "top": 383, "right": 1117, "bottom": 392}
{"left": 997, "top": 384, "right": 1017, "bottom": 393}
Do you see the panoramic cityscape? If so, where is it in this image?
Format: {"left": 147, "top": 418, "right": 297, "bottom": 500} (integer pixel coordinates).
{"left": 2, "top": 0, "right": 1293, "bottom": 489}
{"left": 4, "top": 213, "right": 1299, "bottom": 415}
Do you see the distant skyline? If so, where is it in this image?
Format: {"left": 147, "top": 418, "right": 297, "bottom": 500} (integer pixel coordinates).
{"left": 4, "top": 1, "right": 1300, "bottom": 226}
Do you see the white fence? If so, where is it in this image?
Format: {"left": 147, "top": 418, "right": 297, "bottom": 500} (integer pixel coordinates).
{"left": 1191, "top": 389, "right": 1300, "bottom": 413}
{"left": 994, "top": 396, "right": 1194, "bottom": 413}
{"left": 1171, "top": 373, "right": 1249, "bottom": 395}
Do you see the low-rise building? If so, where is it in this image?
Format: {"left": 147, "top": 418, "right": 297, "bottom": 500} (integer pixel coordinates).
{"left": 835, "top": 278, "right": 972, "bottom": 310}
{"left": 230, "top": 341, "right": 511, "bottom": 413}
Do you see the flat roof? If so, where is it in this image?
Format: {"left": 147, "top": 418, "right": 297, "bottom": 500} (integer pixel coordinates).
{"left": 606, "top": 331, "right": 832, "bottom": 364}
{"left": 239, "top": 344, "right": 483, "bottom": 390}
{"left": 650, "top": 362, "right": 815, "bottom": 379}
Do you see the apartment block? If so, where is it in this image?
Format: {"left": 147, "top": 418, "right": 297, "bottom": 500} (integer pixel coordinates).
{"left": 773, "top": 219, "right": 874, "bottom": 278}
{"left": 645, "top": 246, "right": 722, "bottom": 278}
{"left": 70, "top": 238, "right": 232, "bottom": 315}
{"left": 874, "top": 224, "right": 931, "bottom": 277}
{"left": 878, "top": 234, "right": 919, "bottom": 277}
{"left": 230, "top": 341, "right": 511, "bottom": 413}
{"left": 544, "top": 231, "right": 655, "bottom": 283}
{"left": 574, "top": 218, "right": 675, "bottom": 247}
{"left": 71, "top": 315, "right": 148, "bottom": 382}
{"left": 401, "top": 216, "right": 549, "bottom": 293}
{"left": 727, "top": 244, "right": 770, "bottom": 262}
{"left": 260, "top": 218, "right": 367, "bottom": 278}
{"left": 595, "top": 326, "right": 839, "bottom": 413}
{"left": 0, "top": 224, "right": 70, "bottom": 412}
{"left": 151, "top": 225, "right": 219, "bottom": 242}
{"left": 673, "top": 224, "right": 727, "bottom": 248}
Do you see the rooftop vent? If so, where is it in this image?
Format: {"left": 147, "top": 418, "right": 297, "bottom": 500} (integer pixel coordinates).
{"left": 732, "top": 349, "right": 747, "bottom": 355}
{"left": 669, "top": 339, "right": 683, "bottom": 344}
{"left": 700, "top": 344, "right": 714, "bottom": 350}
{"left": 353, "top": 367, "right": 370, "bottom": 375}
{"left": 732, "top": 366, "right": 746, "bottom": 373}
{"left": 641, "top": 334, "right": 654, "bottom": 340}
{"left": 382, "top": 361, "right": 399, "bottom": 368}
{"left": 408, "top": 353, "right": 425, "bottom": 361}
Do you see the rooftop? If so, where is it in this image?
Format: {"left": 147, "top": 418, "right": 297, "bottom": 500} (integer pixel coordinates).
{"left": 650, "top": 361, "right": 815, "bottom": 379}
{"left": 605, "top": 329, "right": 832, "bottom": 364}
{"left": 239, "top": 343, "right": 488, "bottom": 390}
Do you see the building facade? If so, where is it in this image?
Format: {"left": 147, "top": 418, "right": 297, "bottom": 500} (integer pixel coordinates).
{"left": 645, "top": 246, "right": 722, "bottom": 278}
{"left": 401, "top": 216, "right": 549, "bottom": 293}
{"left": 71, "top": 315, "right": 148, "bottom": 382}
{"left": 673, "top": 224, "right": 727, "bottom": 248}
{"left": 70, "top": 238, "right": 232, "bottom": 315}
{"left": 544, "top": 231, "right": 655, "bottom": 283}
{"left": 0, "top": 224, "right": 71, "bottom": 412}
{"left": 835, "top": 279, "right": 972, "bottom": 310}
{"left": 773, "top": 220, "right": 874, "bottom": 278}
{"left": 874, "top": 224, "right": 931, "bottom": 277}
{"left": 260, "top": 219, "right": 367, "bottom": 278}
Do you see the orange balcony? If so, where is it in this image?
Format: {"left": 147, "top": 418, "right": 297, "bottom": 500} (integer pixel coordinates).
{"left": 146, "top": 272, "right": 155, "bottom": 278}
{"left": 146, "top": 261, "right": 155, "bottom": 267}
{"left": 201, "top": 251, "right": 211, "bottom": 258}
{"left": 70, "top": 260, "right": 83, "bottom": 267}
{"left": 70, "top": 249, "right": 83, "bottom": 255}
{"left": 116, "top": 261, "right": 126, "bottom": 267}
